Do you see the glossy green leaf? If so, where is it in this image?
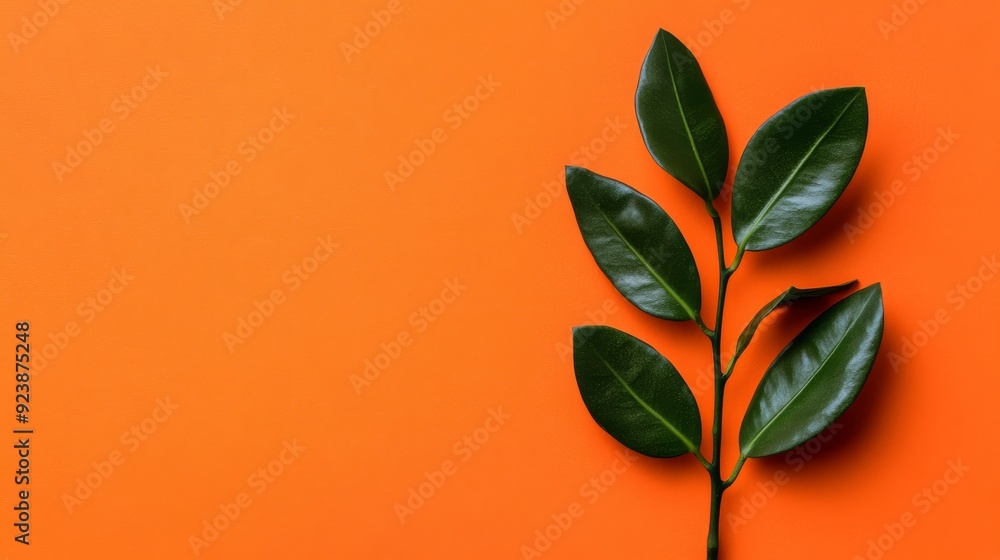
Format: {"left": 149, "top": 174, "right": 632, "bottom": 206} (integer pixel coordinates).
{"left": 728, "top": 280, "right": 857, "bottom": 373}
{"left": 636, "top": 29, "right": 728, "bottom": 201}
{"left": 739, "top": 284, "right": 884, "bottom": 458}
{"left": 566, "top": 166, "right": 701, "bottom": 321}
{"left": 731, "top": 87, "right": 869, "bottom": 251}
{"left": 573, "top": 325, "right": 702, "bottom": 458}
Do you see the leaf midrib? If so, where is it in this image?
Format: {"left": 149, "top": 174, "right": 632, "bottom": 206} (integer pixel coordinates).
{"left": 595, "top": 353, "right": 698, "bottom": 455}
{"left": 659, "top": 32, "right": 714, "bottom": 200}
{"left": 738, "top": 90, "right": 862, "bottom": 249}
{"left": 742, "top": 295, "right": 873, "bottom": 455}
{"left": 592, "top": 198, "right": 697, "bottom": 322}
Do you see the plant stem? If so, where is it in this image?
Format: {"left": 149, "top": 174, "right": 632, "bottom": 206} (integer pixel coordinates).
{"left": 707, "top": 468, "right": 723, "bottom": 560}
{"left": 703, "top": 202, "right": 739, "bottom": 560}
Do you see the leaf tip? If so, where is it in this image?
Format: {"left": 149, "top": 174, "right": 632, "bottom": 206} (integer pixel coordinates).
{"left": 848, "top": 86, "right": 868, "bottom": 108}
{"left": 564, "top": 166, "right": 588, "bottom": 200}
{"left": 571, "top": 325, "right": 601, "bottom": 345}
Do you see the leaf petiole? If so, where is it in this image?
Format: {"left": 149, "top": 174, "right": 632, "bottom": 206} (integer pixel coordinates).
{"left": 693, "top": 448, "right": 712, "bottom": 471}
{"left": 726, "top": 245, "right": 745, "bottom": 276}
{"left": 695, "top": 314, "right": 714, "bottom": 338}
{"left": 723, "top": 455, "right": 747, "bottom": 488}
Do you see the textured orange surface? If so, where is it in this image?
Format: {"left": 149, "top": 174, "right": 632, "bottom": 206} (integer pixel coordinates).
{"left": 1, "top": 1, "right": 998, "bottom": 559}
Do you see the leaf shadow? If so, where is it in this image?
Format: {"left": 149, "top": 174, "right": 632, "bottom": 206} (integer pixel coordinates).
{"left": 629, "top": 305, "right": 705, "bottom": 346}
{"left": 635, "top": 449, "right": 706, "bottom": 479}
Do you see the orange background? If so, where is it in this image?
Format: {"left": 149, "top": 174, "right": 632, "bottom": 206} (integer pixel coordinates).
{"left": 1, "top": 1, "right": 998, "bottom": 559}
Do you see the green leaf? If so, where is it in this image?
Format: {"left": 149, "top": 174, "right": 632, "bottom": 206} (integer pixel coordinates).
{"left": 635, "top": 29, "right": 728, "bottom": 201}
{"left": 739, "top": 284, "right": 884, "bottom": 458}
{"left": 573, "top": 325, "right": 702, "bottom": 458}
{"left": 728, "top": 280, "right": 857, "bottom": 374}
{"left": 566, "top": 166, "right": 701, "bottom": 322}
{"left": 731, "top": 87, "right": 869, "bottom": 251}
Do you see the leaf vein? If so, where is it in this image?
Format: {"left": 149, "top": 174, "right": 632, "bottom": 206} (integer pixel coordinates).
{"left": 738, "top": 90, "right": 862, "bottom": 248}
{"left": 742, "top": 296, "right": 874, "bottom": 455}
{"left": 595, "top": 353, "right": 697, "bottom": 454}
{"left": 592, "top": 200, "right": 697, "bottom": 322}
{"left": 660, "top": 33, "right": 714, "bottom": 199}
